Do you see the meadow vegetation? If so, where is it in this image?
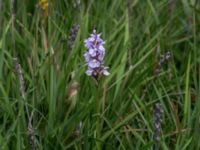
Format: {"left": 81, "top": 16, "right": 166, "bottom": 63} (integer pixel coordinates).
{"left": 0, "top": 0, "right": 200, "bottom": 149}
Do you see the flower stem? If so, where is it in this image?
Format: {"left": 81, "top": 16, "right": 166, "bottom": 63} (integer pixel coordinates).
{"left": 95, "top": 85, "right": 101, "bottom": 150}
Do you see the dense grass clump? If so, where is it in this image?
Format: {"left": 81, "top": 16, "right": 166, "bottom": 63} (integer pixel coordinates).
{"left": 0, "top": 0, "right": 200, "bottom": 149}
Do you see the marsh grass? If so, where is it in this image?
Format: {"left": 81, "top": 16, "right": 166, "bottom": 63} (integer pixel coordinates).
{"left": 0, "top": 0, "right": 200, "bottom": 149}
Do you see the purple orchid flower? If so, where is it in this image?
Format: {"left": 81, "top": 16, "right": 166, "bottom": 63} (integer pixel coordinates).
{"left": 84, "top": 30, "right": 109, "bottom": 79}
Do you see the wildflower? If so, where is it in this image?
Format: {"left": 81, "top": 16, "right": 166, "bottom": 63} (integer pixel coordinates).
{"left": 153, "top": 103, "right": 163, "bottom": 145}
{"left": 154, "top": 51, "right": 171, "bottom": 76}
{"left": 67, "top": 24, "right": 80, "bottom": 50}
{"left": 159, "top": 51, "right": 171, "bottom": 66}
{"left": 38, "top": 0, "right": 49, "bottom": 24}
{"left": 84, "top": 30, "right": 109, "bottom": 79}
{"left": 39, "top": 0, "right": 48, "bottom": 11}
{"left": 13, "top": 57, "right": 25, "bottom": 99}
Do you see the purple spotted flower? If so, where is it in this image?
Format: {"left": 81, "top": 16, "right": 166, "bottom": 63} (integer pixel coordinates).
{"left": 84, "top": 30, "right": 109, "bottom": 79}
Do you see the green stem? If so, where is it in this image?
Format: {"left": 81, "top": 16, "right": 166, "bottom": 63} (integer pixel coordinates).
{"left": 95, "top": 85, "right": 101, "bottom": 150}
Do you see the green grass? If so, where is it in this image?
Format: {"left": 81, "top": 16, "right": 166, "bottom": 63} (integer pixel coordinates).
{"left": 0, "top": 0, "right": 200, "bottom": 149}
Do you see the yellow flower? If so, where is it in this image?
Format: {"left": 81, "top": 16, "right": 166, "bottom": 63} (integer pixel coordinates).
{"left": 39, "top": 0, "right": 48, "bottom": 11}
{"left": 38, "top": 0, "right": 49, "bottom": 24}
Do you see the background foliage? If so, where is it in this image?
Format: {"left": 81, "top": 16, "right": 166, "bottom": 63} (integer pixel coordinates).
{"left": 0, "top": 0, "right": 200, "bottom": 149}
